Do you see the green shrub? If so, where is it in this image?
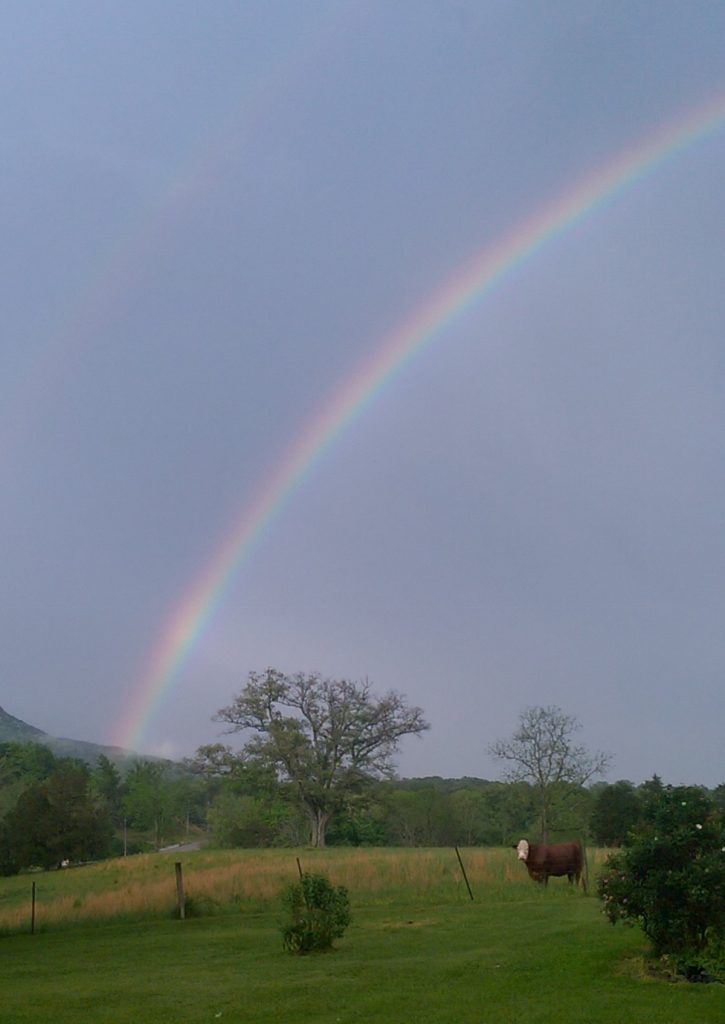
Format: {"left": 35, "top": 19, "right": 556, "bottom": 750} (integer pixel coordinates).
{"left": 598, "top": 786, "right": 725, "bottom": 975}
{"left": 281, "top": 872, "right": 351, "bottom": 954}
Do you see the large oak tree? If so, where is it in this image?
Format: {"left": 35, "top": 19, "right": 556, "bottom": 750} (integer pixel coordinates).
{"left": 214, "top": 669, "right": 429, "bottom": 847}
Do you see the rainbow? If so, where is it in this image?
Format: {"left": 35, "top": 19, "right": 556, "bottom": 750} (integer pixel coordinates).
{"left": 114, "top": 92, "right": 725, "bottom": 751}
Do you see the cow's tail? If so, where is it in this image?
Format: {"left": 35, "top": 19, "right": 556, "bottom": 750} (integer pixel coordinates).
{"left": 579, "top": 838, "right": 589, "bottom": 894}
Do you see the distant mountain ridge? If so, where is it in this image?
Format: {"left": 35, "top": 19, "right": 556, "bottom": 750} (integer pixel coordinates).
{"left": 0, "top": 705, "right": 155, "bottom": 770}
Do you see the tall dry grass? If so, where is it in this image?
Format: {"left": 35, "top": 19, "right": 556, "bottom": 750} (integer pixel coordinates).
{"left": 0, "top": 846, "right": 610, "bottom": 933}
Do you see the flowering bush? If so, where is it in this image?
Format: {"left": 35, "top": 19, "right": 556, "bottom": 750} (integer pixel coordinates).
{"left": 598, "top": 786, "right": 725, "bottom": 973}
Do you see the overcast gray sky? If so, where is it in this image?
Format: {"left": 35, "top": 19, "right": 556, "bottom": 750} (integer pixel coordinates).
{"left": 3, "top": 1, "right": 725, "bottom": 785}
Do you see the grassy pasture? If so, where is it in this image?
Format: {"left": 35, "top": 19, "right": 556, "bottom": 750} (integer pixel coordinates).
{"left": 1, "top": 848, "right": 724, "bottom": 1023}
{"left": 0, "top": 846, "right": 602, "bottom": 931}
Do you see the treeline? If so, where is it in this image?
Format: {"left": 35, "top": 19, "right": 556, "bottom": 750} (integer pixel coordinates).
{"left": 2, "top": 740, "right": 725, "bottom": 874}
{"left": 0, "top": 742, "right": 206, "bottom": 874}
{"left": 199, "top": 768, "right": 725, "bottom": 850}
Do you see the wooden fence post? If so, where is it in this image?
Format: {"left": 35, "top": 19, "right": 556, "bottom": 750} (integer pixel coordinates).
{"left": 175, "top": 862, "right": 185, "bottom": 920}
{"left": 31, "top": 881, "right": 36, "bottom": 934}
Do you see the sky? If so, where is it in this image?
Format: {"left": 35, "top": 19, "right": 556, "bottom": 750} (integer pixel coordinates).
{"left": 3, "top": 1, "right": 725, "bottom": 787}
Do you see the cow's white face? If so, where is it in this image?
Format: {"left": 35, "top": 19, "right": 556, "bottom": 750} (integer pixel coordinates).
{"left": 516, "top": 839, "right": 529, "bottom": 862}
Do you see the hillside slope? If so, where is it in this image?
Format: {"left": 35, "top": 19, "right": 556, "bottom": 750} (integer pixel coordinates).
{"left": 0, "top": 706, "right": 151, "bottom": 770}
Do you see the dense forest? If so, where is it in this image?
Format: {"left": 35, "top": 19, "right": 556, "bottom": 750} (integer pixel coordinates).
{"left": 2, "top": 739, "right": 724, "bottom": 875}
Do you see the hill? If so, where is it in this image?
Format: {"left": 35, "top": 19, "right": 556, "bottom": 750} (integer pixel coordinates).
{"left": 0, "top": 705, "right": 154, "bottom": 771}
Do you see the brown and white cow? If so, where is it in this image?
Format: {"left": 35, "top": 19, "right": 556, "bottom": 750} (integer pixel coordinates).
{"left": 514, "top": 839, "right": 586, "bottom": 891}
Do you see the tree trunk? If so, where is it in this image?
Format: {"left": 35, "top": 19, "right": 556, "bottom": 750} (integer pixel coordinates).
{"left": 309, "top": 808, "right": 331, "bottom": 848}
{"left": 540, "top": 791, "right": 550, "bottom": 844}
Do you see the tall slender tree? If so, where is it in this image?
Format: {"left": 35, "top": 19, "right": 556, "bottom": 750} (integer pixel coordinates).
{"left": 489, "top": 706, "right": 610, "bottom": 842}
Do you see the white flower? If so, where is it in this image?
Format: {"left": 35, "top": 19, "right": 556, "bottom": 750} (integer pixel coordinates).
{"left": 696, "top": 823, "right": 703, "bottom": 830}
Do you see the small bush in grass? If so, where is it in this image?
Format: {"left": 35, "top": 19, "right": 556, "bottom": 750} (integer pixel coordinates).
{"left": 598, "top": 785, "right": 725, "bottom": 978}
{"left": 281, "top": 872, "right": 351, "bottom": 954}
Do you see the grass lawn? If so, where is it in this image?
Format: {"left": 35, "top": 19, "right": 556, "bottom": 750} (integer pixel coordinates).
{"left": 2, "top": 876, "right": 724, "bottom": 1023}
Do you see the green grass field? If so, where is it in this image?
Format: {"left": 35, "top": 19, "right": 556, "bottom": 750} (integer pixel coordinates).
{"left": 1, "top": 848, "right": 723, "bottom": 1023}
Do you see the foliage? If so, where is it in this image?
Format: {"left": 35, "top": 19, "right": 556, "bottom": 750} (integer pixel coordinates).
{"left": 281, "top": 871, "right": 351, "bottom": 953}
{"left": 710, "top": 782, "right": 725, "bottom": 817}
{"left": 324, "top": 804, "right": 390, "bottom": 846}
{"left": 0, "top": 741, "right": 59, "bottom": 817}
{"left": 117, "top": 760, "right": 209, "bottom": 850}
{"left": 186, "top": 743, "right": 282, "bottom": 799}
{"left": 598, "top": 785, "right": 725, "bottom": 972}
{"left": 91, "top": 754, "right": 124, "bottom": 820}
{"left": 385, "top": 787, "right": 457, "bottom": 846}
{"left": 208, "top": 791, "right": 306, "bottom": 847}
{"left": 0, "top": 741, "right": 57, "bottom": 785}
{"left": 0, "top": 731, "right": 721, "bottom": 863}
{"left": 213, "top": 669, "right": 428, "bottom": 847}
{"left": 0, "top": 743, "right": 213, "bottom": 860}
{"left": 489, "top": 706, "right": 610, "bottom": 841}
{"left": 3, "top": 759, "right": 113, "bottom": 870}
{"left": 590, "top": 779, "right": 641, "bottom": 846}
{"left": 0, "top": 819, "right": 20, "bottom": 876}
{"left": 123, "top": 760, "right": 172, "bottom": 847}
